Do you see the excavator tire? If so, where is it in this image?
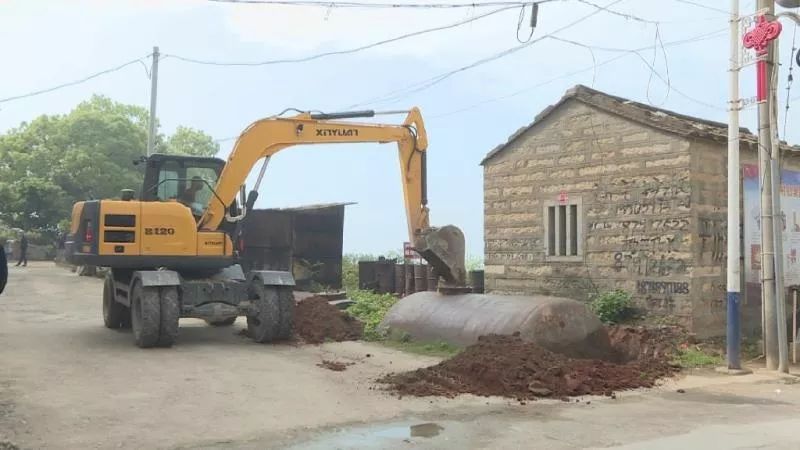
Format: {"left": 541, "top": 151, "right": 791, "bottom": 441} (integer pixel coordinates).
{"left": 206, "top": 317, "right": 237, "bottom": 327}
{"left": 103, "top": 274, "right": 129, "bottom": 329}
{"left": 131, "top": 282, "right": 161, "bottom": 348}
{"left": 247, "top": 283, "right": 293, "bottom": 343}
{"left": 157, "top": 286, "right": 180, "bottom": 347}
{"left": 274, "top": 286, "right": 294, "bottom": 340}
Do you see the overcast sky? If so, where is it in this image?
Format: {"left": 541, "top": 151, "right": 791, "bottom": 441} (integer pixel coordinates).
{"left": 1, "top": 0, "right": 795, "bottom": 256}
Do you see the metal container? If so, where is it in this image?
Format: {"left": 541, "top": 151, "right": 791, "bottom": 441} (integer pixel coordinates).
{"left": 375, "top": 259, "right": 396, "bottom": 294}
{"left": 413, "top": 264, "right": 428, "bottom": 292}
{"left": 358, "top": 261, "right": 377, "bottom": 291}
{"left": 404, "top": 263, "right": 415, "bottom": 296}
{"left": 469, "top": 270, "right": 485, "bottom": 294}
{"left": 394, "top": 264, "right": 406, "bottom": 296}
{"left": 427, "top": 265, "right": 438, "bottom": 291}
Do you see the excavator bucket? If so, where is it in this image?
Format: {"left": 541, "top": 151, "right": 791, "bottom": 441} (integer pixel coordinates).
{"left": 413, "top": 225, "right": 467, "bottom": 287}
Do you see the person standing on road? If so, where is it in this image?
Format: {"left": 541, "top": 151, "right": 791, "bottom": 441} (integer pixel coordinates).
{"left": 0, "top": 241, "right": 7, "bottom": 294}
{"left": 15, "top": 232, "right": 28, "bottom": 267}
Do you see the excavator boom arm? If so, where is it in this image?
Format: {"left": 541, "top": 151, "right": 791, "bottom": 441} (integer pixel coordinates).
{"left": 197, "top": 108, "right": 466, "bottom": 286}
{"left": 199, "top": 108, "right": 428, "bottom": 238}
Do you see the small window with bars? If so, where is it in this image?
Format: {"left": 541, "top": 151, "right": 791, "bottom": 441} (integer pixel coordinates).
{"left": 544, "top": 197, "right": 583, "bottom": 261}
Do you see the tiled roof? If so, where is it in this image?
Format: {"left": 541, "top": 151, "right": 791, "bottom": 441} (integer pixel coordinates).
{"left": 481, "top": 84, "right": 787, "bottom": 165}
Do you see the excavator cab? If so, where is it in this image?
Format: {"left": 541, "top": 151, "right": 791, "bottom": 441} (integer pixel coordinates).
{"left": 140, "top": 154, "right": 225, "bottom": 213}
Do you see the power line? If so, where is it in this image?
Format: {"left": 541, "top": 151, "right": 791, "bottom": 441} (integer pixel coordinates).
{"left": 672, "top": 0, "right": 729, "bottom": 15}
{"left": 208, "top": 0, "right": 548, "bottom": 8}
{"left": 548, "top": 35, "right": 723, "bottom": 111}
{"left": 429, "top": 28, "right": 727, "bottom": 118}
{"left": 346, "top": 0, "right": 624, "bottom": 108}
{"left": 0, "top": 55, "right": 152, "bottom": 104}
{"left": 165, "top": 5, "right": 520, "bottom": 66}
{"left": 783, "top": 24, "right": 797, "bottom": 139}
{"left": 173, "top": 0, "right": 662, "bottom": 66}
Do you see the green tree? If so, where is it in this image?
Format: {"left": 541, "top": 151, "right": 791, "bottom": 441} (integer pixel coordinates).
{"left": 0, "top": 95, "right": 217, "bottom": 235}
{"left": 161, "top": 126, "right": 219, "bottom": 157}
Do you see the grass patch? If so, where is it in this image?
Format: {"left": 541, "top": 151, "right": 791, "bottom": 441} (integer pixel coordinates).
{"left": 672, "top": 347, "right": 723, "bottom": 368}
{"left": 381, "top": 339, "right": 462, "bottom": 358}
{"left": 345, "top": 290, "right": 398, "bottom": 341}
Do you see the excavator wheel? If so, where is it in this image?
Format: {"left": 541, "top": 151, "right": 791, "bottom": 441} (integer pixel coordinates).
{"left": 246, "top": 283, "right": 294, "bottom": 343}
{"left": 131, "top": 281, "right": 161, "bottom": 348}
{"left": 103, "top": 274, "right": 130, "bottom": 329}
{"left": 206, "top": 317, "right": 237, "bottom": 327}
{"left": 274, "top": 286, "right": 294, "bottom": 339}
{"left": 157, "top": 286, "right": 180, "bottom": 348}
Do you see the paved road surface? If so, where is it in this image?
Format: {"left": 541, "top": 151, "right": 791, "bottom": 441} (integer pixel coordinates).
{"left": 1, "top": 263, "right": 800, "bottom": 449}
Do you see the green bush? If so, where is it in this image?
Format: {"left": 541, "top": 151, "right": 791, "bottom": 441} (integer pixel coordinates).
{"left": 590, "top": 289, "right": 634, "bottom": 324}
{"left": 346, "top": 290, "right": 398, "bottom": 341}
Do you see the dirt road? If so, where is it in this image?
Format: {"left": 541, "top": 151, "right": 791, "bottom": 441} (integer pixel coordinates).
{"left": 2, "top": 263, "right": 800, "bottom": 449}
{"left": 0, "top": 263, "right": 486, "bottom": 449}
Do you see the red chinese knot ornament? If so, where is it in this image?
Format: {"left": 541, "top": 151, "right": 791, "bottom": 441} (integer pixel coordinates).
{"left": 743, "top": 15, "right": 782, "bottom": 101}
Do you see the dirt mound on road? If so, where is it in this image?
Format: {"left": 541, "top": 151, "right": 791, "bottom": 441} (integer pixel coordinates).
{"left": 379, "top": 333, "right": 678, "bottom": 400}
{"left": 294, "top": 296, "right": 364, "bottom": 344}
{"left": 608, "top": 325, "right": 690, "bottom": 363}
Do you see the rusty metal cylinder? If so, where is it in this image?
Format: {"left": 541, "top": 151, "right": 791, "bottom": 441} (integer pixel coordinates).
{"left": 469, "top": 270, "right": 485, "bottom": 294}
{"left": 358, "top": 261, "right": 377, "bottom": 290}
{"left": 381, "top": 292, "right": 611, "bottom": 359}
{"left": 404, "top": 263, "right": 415, "bottom": 296}
{"left": 427, "top": 265, "right": 438, "bottom": 291}
{"left": 375, "top": 260, "right": 395, "bottom": 294}
{"left": 413, "top": 264, "right": 428, "bottom": 293}
{"left": 394, "top": 264, "right": 405, "bottom": 296}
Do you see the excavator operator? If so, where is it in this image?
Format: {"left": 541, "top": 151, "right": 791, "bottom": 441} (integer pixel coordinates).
{"left": 179, "top": 176, "right": 205, "bottom": 216}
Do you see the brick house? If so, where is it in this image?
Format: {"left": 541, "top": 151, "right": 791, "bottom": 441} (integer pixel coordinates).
{"left": 481, "top": 85, "right": 800, "bottom": 337}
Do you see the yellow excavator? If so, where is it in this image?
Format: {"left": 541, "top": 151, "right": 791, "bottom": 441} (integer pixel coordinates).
{"left": 67, "top": 108, "right": 467, "bottom": 348}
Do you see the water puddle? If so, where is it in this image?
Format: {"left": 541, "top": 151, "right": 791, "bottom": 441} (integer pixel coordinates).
{"left": 285, "top": 420, "right": 447, "bottom": 449}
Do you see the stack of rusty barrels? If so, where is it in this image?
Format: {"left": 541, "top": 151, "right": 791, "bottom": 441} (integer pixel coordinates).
{"left": 358, "top": 259, "right": 484, "bottom": 296}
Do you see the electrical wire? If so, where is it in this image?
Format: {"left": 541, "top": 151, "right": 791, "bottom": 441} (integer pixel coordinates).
{"left": 516, "top": 4, "right": 536, "bottom": 43}
{"left": 645, "top": 24, "right": 671, "bottom": 106}
{"left": 429, "top": 28, "right": 727, "bottom": 118}
{"left": 209, "top": 0, "right": 663, "bottom": 23}
{"left": 783, "top": 24, "right": 797, "bottom": 139}
{"left": 672, "top": 0, "right": 729, "bottom": 15}
{"left": 165, "top": 5, "right": 519, "bottom": 66}
{"left": 346, "top": 0, "right": 625, "bottom": 109}
{"left": 175, "top": 0, "right": 663, "bottom": 66}
{"left": 209, "top": 0, "right": 545, "bottom": 7}
{"left": 0, "top": 55, "right": 152, "bottom": 104}
{"left": 577, "top": 0, "right": 657, "bottom": 24}
{"left": 549, "top": 35, "right": 722, "bottom": 111}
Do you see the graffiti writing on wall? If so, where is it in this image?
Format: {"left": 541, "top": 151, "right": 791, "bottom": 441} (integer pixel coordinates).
{"left": 621, "top": 234, "right": 682, "bottom": 252}
{"left": 699, "top": 217, "right": 726, "bottom": 262}
{"left": 614, "top": 251, "right": 689, "bottom": 277}
{"left": 636, "top": 280, "right": 690, "bottom": 295}
{"left": 645, "top": 296, "right": 676, "bottom": 314}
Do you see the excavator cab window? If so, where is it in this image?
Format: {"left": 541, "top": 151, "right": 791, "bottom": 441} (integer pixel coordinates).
{"left": 142, "top": 154, "right": 227, "bottom": 214}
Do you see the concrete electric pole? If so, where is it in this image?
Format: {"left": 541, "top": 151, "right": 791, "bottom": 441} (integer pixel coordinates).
{"left": 750, "top": 0, "right": 780, "bottom": 370}
{"left": 727, "top": 0, "right": 742, "bottom": 370}
{"left": 147, "top": 46, "right": 160, "bottom": 157}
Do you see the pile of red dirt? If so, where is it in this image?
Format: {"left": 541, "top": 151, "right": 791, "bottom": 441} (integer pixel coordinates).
{"left": 293, "top": 296, "right": 364, "bottom": 344}
{"left": 607, "top": 325, "right": 691, "bottom": 363}
{"left": 379, "top": 333, "right": 679, "bottom": 400}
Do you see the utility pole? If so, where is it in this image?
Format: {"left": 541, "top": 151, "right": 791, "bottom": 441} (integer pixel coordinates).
{"left": 727, "top": 0, "right": 742, "bottom": 370}
{"left": 147, "top": 46, "right": 160, "bottom": 157}
{"left": 755, "top": 0, "right": 779, "bottom": 370}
